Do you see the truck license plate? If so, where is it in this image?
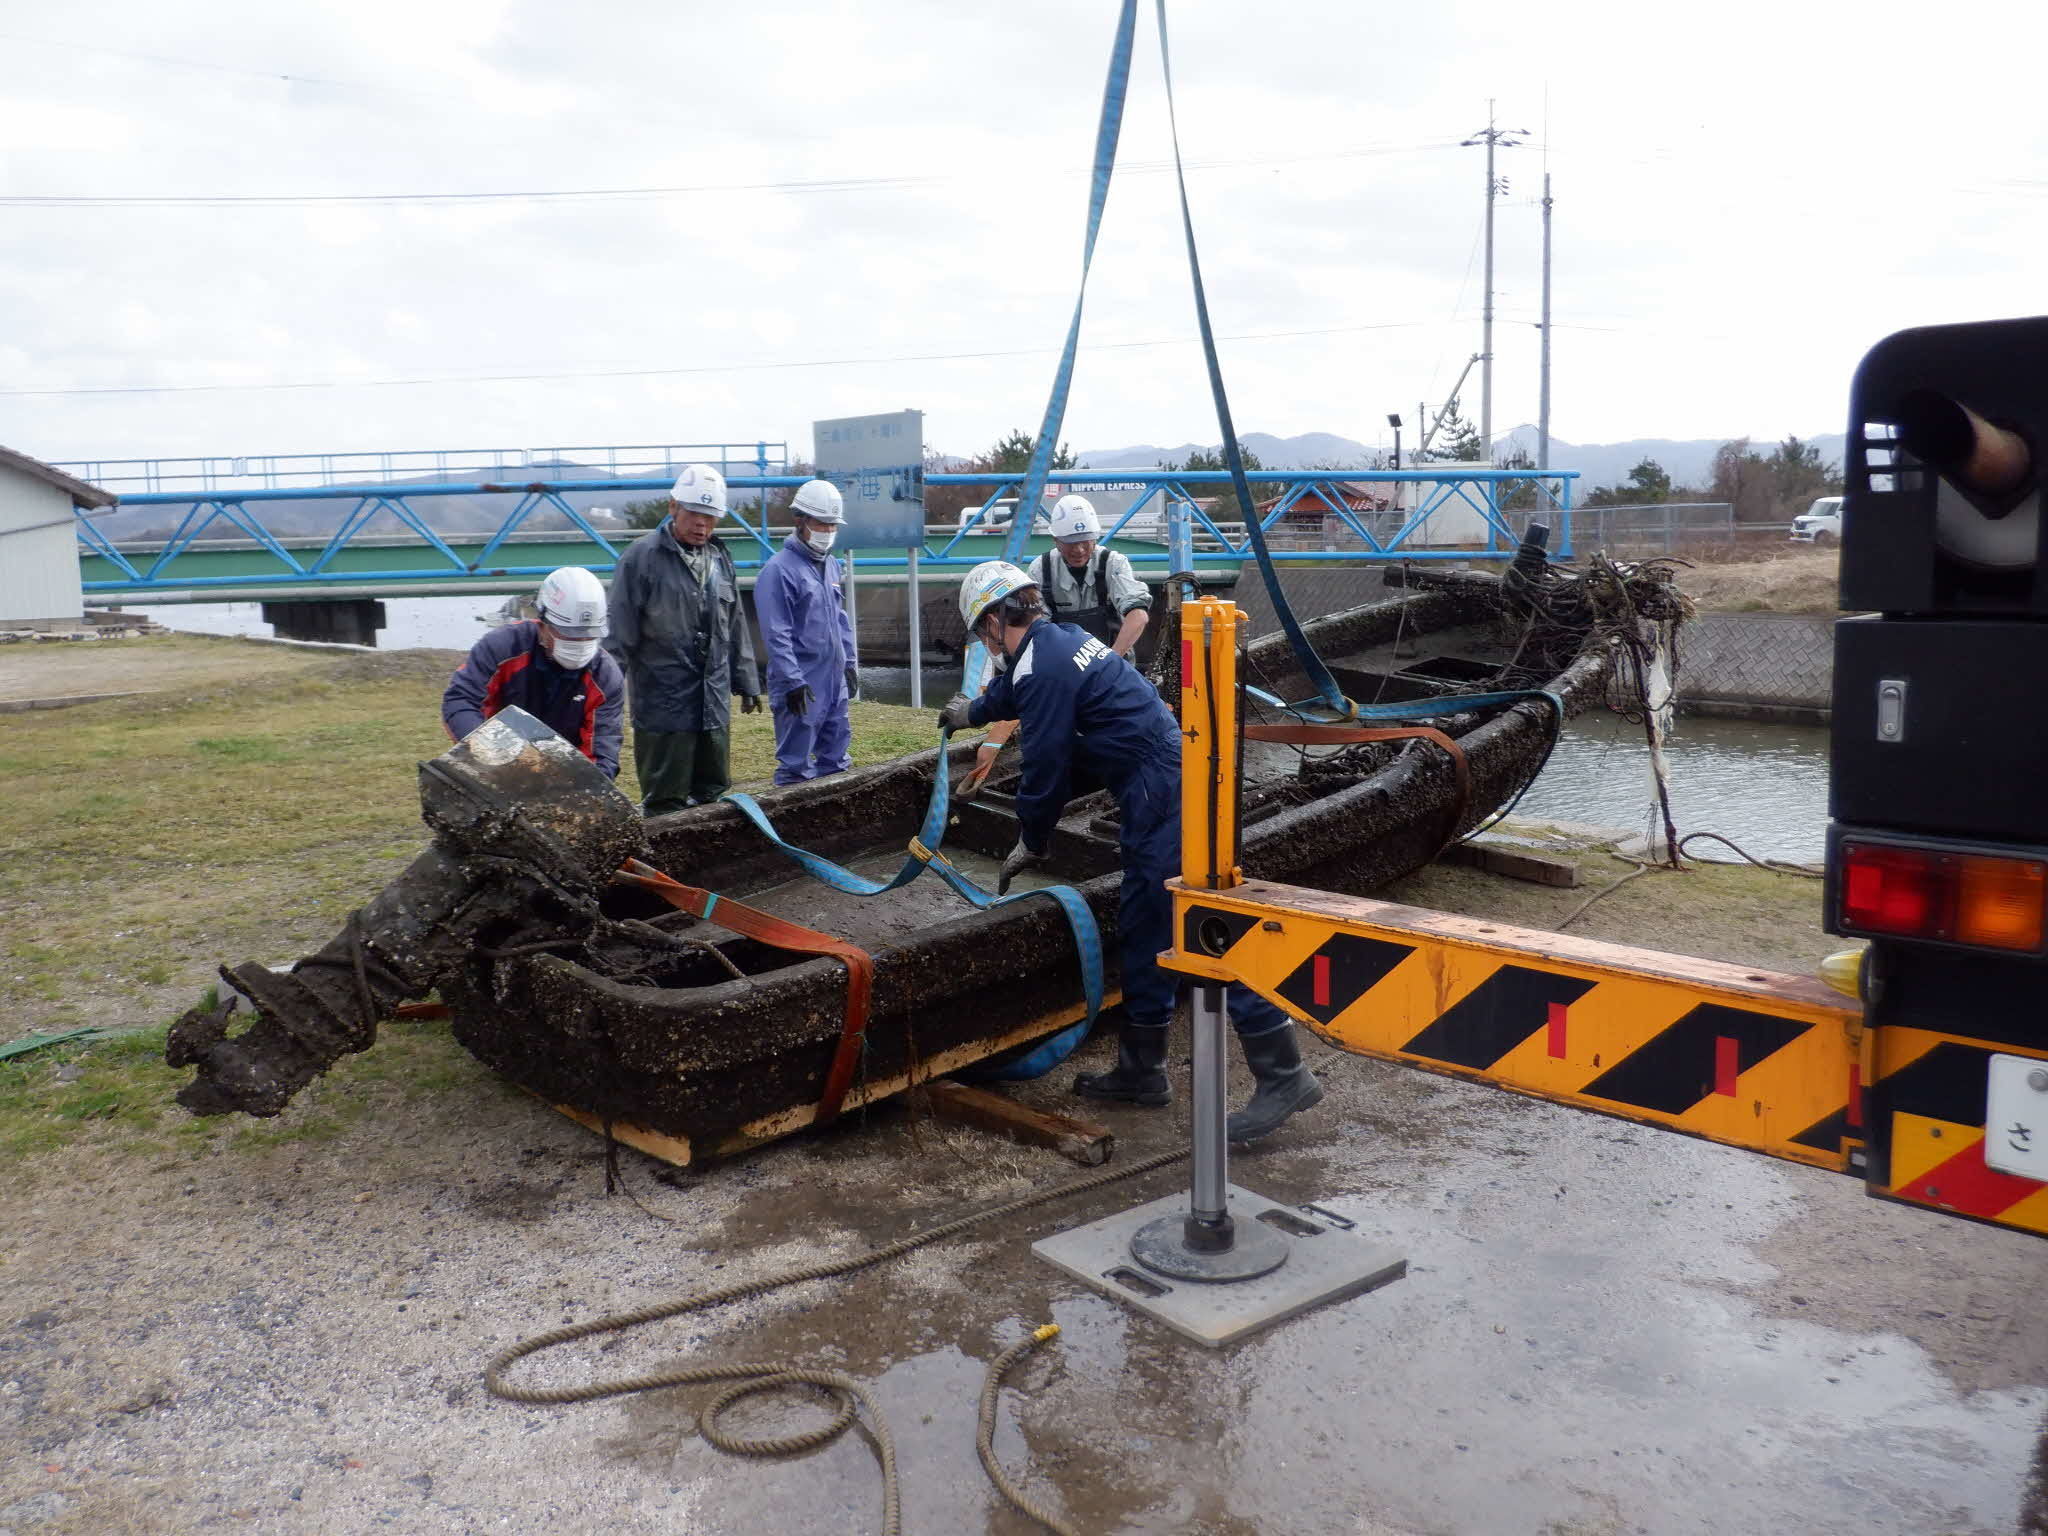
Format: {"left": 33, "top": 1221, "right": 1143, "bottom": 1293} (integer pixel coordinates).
{"left": 1984, "top": 1054, "right": 2048, "bottom": 1181}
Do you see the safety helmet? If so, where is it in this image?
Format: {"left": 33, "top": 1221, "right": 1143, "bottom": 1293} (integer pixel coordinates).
{"left": 670, "top": 463, "right": 728, "bottom": 516}
{"left": 536, "top": 566, "right": 608, "bottom": 639}
{"left": 959, "top": 560, "right": 1037, "bottom": 632}
{"left": 789, "top": 479, "right": 845, "bottom": 524}
{"left": 1049, "top": 494, "right": 1101, "bottom": 543}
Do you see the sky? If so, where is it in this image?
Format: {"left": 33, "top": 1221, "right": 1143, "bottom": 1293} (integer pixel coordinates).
{"left": 3, "top": 0, "right": 2047, "bottom": 472}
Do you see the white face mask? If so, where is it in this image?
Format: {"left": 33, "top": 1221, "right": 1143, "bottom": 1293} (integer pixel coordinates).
{"left": 549, "top": 636, "right": 599, "bottom": 669}
{"left": 803, "top": 526, "right": 838, "bottom": 555}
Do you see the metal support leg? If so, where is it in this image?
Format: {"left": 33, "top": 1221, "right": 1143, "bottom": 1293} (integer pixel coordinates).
{"left": 1129, "top": 985, "right": 1288, "bottom": 1283}
{"left": 1186, "top": 983, "right": 1232, "bottom": 1248}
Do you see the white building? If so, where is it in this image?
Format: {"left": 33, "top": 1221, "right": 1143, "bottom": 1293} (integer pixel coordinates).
{"left": 0, "top": 447, "right": 116, "bottom": 628}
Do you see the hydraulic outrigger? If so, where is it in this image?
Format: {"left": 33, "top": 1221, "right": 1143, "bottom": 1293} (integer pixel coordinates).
{"left": 1041, "top": 593, "right": 2048, "bottom": 1346}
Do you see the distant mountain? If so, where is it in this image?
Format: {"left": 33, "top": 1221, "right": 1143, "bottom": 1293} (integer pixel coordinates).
{"left": 1078, "top": 427, "right": 1852, "bottom": 493}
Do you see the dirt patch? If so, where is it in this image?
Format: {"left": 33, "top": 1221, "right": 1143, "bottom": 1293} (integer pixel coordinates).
{"left": 1675, "top": 548, "right": 1844, "bottom": 616}
{"left": 0, "top": 632, "right": 334, "bottom": 703}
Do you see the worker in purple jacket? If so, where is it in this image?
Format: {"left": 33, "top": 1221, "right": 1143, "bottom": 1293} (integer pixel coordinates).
{"left": 441, "top": 566, "right": 625, "bottom": 777}
{"left": 753, "top": 479, "right": 859, "bottom": 784}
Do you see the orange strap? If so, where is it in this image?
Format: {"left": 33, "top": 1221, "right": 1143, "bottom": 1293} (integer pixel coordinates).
{"left": 613, "top": 857, "right": 877, "bottom": 1125}
{"left": 1242, "top": 723, "right": 1473, "bottom": 848}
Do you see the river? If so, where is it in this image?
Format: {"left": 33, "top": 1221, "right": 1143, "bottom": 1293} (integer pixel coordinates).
{"left": 136, "top": 597, "right": 1833, "bottom": 864}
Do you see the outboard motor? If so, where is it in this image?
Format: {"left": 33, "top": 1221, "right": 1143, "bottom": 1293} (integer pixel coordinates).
{"left": 167, "top": 709, "right": 642, "bottom": 1117}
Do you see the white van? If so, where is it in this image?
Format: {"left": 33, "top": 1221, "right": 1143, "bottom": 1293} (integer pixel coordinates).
{"left": 1789, "top": 495, "right": 1844, "bottom": 545}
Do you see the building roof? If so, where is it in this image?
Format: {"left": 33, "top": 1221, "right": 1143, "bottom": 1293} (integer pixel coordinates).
{"left": 0, "top": 446, "right": 117, "bottom": 509}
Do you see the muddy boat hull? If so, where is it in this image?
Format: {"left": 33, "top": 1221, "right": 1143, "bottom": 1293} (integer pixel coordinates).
{"left": 442, "top": 571, "right": 1609, "bottom": 1161}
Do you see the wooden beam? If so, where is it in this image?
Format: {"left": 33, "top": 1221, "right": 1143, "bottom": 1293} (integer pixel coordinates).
{"left": 920, "top": 1080, "right": 1116, "bottom": 1166}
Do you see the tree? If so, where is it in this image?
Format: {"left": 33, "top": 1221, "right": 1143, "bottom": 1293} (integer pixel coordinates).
{"left": 1765, "top": 436, "right": 1839, "bottom": 515}
{"left": 1426, "top": 403, "right": 1482, "bottom": 463}
{"left": 920, "top": 430, "right": 1075, "bottom": 526}
{"left": 1710, "top": 437, "right": 1776, "bottom": 523}
{"left": 1626, "top": 457, "right": 1672, "bottom": 503}
{"left": 1495, "top": 445, "right": 1542, "bottom": 510}
{"left": 1165, "top": 441, "right": 1265, "bottom": 474}
{"left": 622, "top": 496, "right": 669, "bottom": 530}
{"left": 985, "top": 429, "right": 1077, "bottom": 474}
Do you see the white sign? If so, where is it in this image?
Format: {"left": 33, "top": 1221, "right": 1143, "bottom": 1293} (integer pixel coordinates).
{"left": 1984, "top": 1053, "right": 2048, "bottom": 1182}
{"left": 814, "top": 410, "right": 924, "bottom": 549}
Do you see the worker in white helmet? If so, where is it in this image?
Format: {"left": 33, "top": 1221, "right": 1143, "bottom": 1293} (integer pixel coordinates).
{"left": 442, "top": 566, "right": 625, "bottom": 776}
{"left": 1031, "top": 494, "right": 1151, "bottom": 656}
{"left": 754, "top": 478, "right": 859, "bottom": 784}
{"left": 605, "top": 464, "right": 764, "bottom": 814}
{"left": 937, "top": 560, "right": 1321, "bottom": 1140}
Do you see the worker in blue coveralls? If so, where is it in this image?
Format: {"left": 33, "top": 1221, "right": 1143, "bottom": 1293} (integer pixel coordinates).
{"left": 441, "top": 566, "right": 624, "bottom": 777}
{"left": 938, "top": 561, "right": 1323, "bottom": 1142}
{"left": 754, "top": 479, "right": 859, "bottom": 785}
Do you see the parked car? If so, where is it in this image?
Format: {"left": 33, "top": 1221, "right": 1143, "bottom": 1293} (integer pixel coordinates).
{"left": 957, "top": 499, "right": 1050, "bottom": 535}
{"left": 1789, "top": 495, "right": 1844, "bottom": 546}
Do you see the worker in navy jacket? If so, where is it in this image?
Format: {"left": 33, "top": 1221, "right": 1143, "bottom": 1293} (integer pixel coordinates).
{"left": 939, "top": 561, "right": 1323, "bottom": 1143}
{"left": 442, "top": 567, "right": 625, "bottom": 778}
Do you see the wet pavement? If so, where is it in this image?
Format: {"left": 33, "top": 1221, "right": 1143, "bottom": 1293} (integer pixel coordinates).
{"left": 496, "top": 1043, "right": 2048, "bottom": 1535}
{"left": 7, "top": 1025, "right": 2045, "bottom": 1535}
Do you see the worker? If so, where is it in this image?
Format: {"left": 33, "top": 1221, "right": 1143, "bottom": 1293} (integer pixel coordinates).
{"left": 441, "top": 566, "right": 624, "bottom": 777}
{"left": 938, "top": 561, "right": 1322, "bottom": 1142}
{"left": 1029, "top": 494, "right": 1151, "bottom": 656}
{"left": 754, "top": 478, "right": 859, "bottom": 785}
{"left": 606, "top": 464, "right": 764, "bottom": 814}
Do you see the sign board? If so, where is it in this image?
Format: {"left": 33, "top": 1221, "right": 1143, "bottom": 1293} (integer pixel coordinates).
{"left": 813, "top": 410, "right": 924, "bottom": 549}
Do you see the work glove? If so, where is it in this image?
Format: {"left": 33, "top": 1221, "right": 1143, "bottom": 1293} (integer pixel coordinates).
{"left": 740, "top": 694, "right": 763, "bottom": 715}
{"left": 997, "top": 840, "right": 1047, "bottom": 896}
{"left": 844, "top": 664, "right": 860, "bottom": 701}
{"left": 937, "top": 692, "right": 975, "bottom": 733}
{"left": 784, "top": 684, "right": 813, "bottom": 720}
{"left": 954, "top": 742, "right": 1001, "bottom": 803}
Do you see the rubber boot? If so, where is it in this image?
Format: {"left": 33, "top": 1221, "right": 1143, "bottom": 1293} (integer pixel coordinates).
{"left": 1226, "top": 1025, "right": 1324, "bottom": 1143}
{"left": 1072, "top": 1025, "right": 1171, "bottom": 1107}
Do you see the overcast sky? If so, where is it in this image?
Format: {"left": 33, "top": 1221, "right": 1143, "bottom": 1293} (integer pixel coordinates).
{"left": 4, "top": 0, "right": 2046, "bottom": 471}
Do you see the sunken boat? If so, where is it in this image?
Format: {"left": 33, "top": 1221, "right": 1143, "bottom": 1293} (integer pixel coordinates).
{"left": 170, "top": 553, "right": 1653, "bottom": 1162}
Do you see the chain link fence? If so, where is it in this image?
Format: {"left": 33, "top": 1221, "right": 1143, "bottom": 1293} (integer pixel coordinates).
{"left": 1573, "top": 502, "right": 1797, "bottom": 557}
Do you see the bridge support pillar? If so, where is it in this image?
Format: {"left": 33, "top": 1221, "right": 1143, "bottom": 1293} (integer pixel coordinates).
{"left": 261, "top": 599, "right": 387, "bottom": 648}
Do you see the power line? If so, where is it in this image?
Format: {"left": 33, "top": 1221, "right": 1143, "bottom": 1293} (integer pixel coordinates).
{"left": 0, "top": 140, "right": 1462, "bottom": 210}
{"left": 0, "top": 319, "right": 1430, "bottom": 399}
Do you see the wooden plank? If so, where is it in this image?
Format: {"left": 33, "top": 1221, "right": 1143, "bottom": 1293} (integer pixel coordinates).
{"left": 1436, "top": 836, "right": 1581, "bottom": 888}
{"left": 920, "top": 1080, "right": 1116, "bottom": 1166}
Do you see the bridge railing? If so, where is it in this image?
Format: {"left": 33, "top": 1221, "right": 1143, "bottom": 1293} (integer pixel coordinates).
{"left": 54, "top": 442, "right": 788, "bottom": 494}
{"left": 75, "top": 467, "right": 1576, "bottom": 596}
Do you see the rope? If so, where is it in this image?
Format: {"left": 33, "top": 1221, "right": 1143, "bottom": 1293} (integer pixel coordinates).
{"left": 977, "top": 1325, "right": 1080, "bottom": 1536}
{"left": 1677, "top": 830, "right": 1825, "bottom": 879}
{"left": 486, "top": 1148, "right": 1190, "bottom": 1536}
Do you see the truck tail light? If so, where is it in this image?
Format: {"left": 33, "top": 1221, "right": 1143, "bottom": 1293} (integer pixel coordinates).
{"left": 1837, "top": 841, "right": 2046, "bottom": 952}
{"left": 1956, "top": 855, "right": 2046, "bottom": 951}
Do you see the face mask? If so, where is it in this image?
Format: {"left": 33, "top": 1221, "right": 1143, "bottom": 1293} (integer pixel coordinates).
{"left": 550, "top": 637, "right": 599, "bottom": 669}
{"left": 804, "top": 526, "right": 838, "bottom": 555}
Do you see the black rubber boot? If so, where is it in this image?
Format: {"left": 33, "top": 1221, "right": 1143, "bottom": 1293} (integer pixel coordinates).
{"left": 1227, "top": 1025, "right": 1324, "bottom": 1143}
{"left": 1072, "top": 1026, "right": 1171, "bottom": 1107}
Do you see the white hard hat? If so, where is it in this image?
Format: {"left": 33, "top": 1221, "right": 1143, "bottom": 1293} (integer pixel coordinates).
{"left": 959, "top": 560, "right": 1037, "bottom": 632}
{"left": 1049, "top": 494, "right": 1101, "bottom": 543}
{"left": 670, "top": 463, "right": 728, "bottom": 516}
{"left": 790, "top": 479, "right": 845, "bottom": 524}
{"left": 536, "top": 566, "right": 607, "bottom": 639}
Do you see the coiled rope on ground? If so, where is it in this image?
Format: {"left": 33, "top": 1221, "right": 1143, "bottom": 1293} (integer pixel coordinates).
{"left": 486, "top": 1147, "right": 1190, "bottom": 1535}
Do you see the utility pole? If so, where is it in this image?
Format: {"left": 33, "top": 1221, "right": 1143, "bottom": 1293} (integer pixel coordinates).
{"left": 1461, "top": 102, "right": 1527, "bottom": 464}
{"left": 1538, "top": 171, "right": 1553, "bottom": 473}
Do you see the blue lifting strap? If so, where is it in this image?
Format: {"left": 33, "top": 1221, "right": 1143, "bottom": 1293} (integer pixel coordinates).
{"left": 720, "top": 733, "right": 1105, "bottom": 1041}
{"left": 1154, "top": 0, "right": 1355, "bottom": 718}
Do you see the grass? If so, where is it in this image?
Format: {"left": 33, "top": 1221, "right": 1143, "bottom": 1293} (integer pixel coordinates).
{"left": 1677, "top": 548, "right": 1842, "bottom": 615}
{"left": 0, "top": 634, "right": 942, "bottom": 1162}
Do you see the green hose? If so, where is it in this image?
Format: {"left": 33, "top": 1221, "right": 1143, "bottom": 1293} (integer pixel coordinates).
{"left": 486, "top": 1147, "right": 1189, "bottom": 1535}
